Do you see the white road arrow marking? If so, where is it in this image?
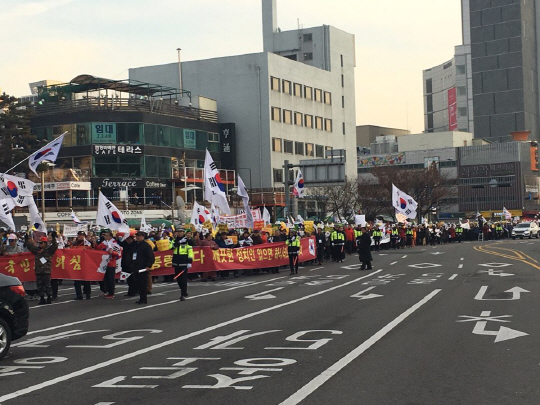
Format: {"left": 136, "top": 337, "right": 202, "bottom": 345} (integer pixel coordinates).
{"left": 244, "top": 287, "right": 284, "bottom": 300}
{"left": 472, "top": 321, "right": 528, "bottom": 343}
{"left": 474, "top": 286, "right": 530, "bottom": 301}
{"left": 350, "top": 287, "right": 383, "bottom": 300}
{"left": 478, "top": 269, "right": 514, "bottom": 277}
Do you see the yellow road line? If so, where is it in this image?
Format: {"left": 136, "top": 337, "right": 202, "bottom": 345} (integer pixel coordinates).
{"left": 473, "top": 245, "right": 540, "bottom": 270}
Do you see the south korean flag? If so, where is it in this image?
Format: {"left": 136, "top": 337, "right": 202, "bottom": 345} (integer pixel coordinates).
{"left": 96, "top": 191, "right": 129, "bottom": 238}
{"left": 0, "top": 198, "right": 16, "bottom": 231}
{"left": 0, "top": 173, "right": 35, "bottom": 198}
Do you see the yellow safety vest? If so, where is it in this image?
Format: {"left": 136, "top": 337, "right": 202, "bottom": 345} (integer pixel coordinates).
{"left": 174, "top": 244, "right": 194, "bottom": 258}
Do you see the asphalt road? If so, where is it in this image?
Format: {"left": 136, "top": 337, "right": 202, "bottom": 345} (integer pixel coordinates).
{"left": 1, "top": 238, "right": 540, "bottom": 405}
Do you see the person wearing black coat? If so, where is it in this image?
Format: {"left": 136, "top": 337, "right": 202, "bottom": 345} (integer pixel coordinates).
{"left": 315, "top": 227, "right": 326, "bottom": 265}
{"left": 133, "top": 231, "right": 156, "bottom": 304}
{"left": 357, "top": 228, "right": 373, "bottom": 270}
{"left": 120, "top": 235, "right": 137, "bottom": 297}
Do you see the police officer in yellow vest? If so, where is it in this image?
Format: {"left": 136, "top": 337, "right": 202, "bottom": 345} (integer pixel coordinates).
{"left": 455, "top": 224, "right": 463, "bottom": 243}
{"left": 331, "top": 225, "right": 346, "bottom": 262}
{"left": 495, "top": 223, "right": 503, "bottom": 240}
{"left": 172, "top": 229, "right": 194, "bottom": 301}
{"left": 406, "top": 226, "right": 414, "bottom": 248}
{"left": 354, "top": 226, "right": 363, "bottom": 252}
{"left": 372, "top": 227, "right": 383, "bottom": 251}
{"left": 286, "top": 229, "right": 301, "bottom": 275}
{"left": 390, "top": 225, "right": 400, "bottom": 250}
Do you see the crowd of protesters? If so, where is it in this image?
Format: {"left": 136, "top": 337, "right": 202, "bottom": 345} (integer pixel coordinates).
{"left": 0, "top": 216, "right": 532, "bottom": 305}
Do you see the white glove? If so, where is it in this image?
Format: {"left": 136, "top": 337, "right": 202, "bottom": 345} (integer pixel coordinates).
{"left": 187, "top": 264, "right": 192, "bottom": 269}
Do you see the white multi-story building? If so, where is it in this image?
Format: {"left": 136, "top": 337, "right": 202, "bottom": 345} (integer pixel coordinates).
{"left": 129, "top": 0, "right": 356, "bottom": 189}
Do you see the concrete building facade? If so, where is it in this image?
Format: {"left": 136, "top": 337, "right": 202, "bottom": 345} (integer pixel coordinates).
{"left": 356, "top": 125, "right": 409, "bottom": 148}
{"left": 129, "top": 0, "right": 356, "bottom": 189}
{"left": 467, "top": 0, "right": 540, "bottom": 140}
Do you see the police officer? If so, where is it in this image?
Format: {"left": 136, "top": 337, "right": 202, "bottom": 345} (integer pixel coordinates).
{"left": 354, "top": 226, "right": 363, "bottom": 252}
{"left": 330, "top": 226, "right": 345, "bottom": 262}
{"left": 315, "top": 226, "right": 326, "bottom": 265}
{"left": 172, "top": 229, "right": 193, "bottom": 301}
{"left": 286, "top": 229, "right": 301, "bottom": 275}
{"left": 133, "top": 231, "right": 155, "bottom": 305}
{"left": 390, "top": 225, "right": 399, "bottom": 250}
{"left": 406, "top": 226, "right": 414, "bottom": 248}
{"left": 372, "top": 226, "right": 382, "bottom": 251}
{"left": 495, "top": 223, "right": 503, "bottom": 240}
{"left": 455, "top": 223, "right": 463, "bottom": 243}
{"left": 27, "top": 233, "right": 58, "bottom": 305}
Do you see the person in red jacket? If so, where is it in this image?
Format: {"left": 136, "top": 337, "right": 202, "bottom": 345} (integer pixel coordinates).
{"left": 344, "top": 224, "right": 355, "bottom": 255}
{"left": 95, "top": 230, "right": 122, "bottom": 299}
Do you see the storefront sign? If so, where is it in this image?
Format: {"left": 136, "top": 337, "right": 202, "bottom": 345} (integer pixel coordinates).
{"left": 183, "top": 129, "right": 196, "bottom": 149}
{"left": 93, "top": 145, "right": 143, "bottom": 155}
{"left": 91, "top": 123, "right": 116, "bottom": 144}
{"left": 34, "top": 182, "right": 92, "bottom": 192}
{"left": 91, "top": 177, "right": 170, "bottom": 189}
{"left": 219, "top": 123, "right": 236, "bottom": 168}
{"left": 460, "top": 163, "right": 516, "bottom": 178}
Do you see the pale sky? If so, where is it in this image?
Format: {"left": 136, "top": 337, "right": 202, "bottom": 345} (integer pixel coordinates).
{"left": 1, "top": 0, "right": 462, "bottom": 133}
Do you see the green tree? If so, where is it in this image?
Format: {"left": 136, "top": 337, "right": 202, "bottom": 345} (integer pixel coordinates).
{"left": 0, "top": 93, "right": 34, "bottom": 173}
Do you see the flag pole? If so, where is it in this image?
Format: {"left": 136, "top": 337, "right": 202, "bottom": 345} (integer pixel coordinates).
{"left": 6, "top": 132, "right": 68, "bottom": 174}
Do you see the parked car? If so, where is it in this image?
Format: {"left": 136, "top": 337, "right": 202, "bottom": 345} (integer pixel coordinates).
{"left": 511, "top": 222, "right": 540, "bottom": 239}
{"left": 0, "top": 274, "right": 29, "bottom": 360}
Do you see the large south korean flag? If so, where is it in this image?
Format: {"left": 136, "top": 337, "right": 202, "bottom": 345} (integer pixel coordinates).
{"left": 392, "top": 184, "right": 418, "bottom": 219}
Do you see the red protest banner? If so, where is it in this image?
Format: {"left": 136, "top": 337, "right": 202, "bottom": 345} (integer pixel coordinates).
{"left": 0, "top": 237, "right": 317, "bottom": 281}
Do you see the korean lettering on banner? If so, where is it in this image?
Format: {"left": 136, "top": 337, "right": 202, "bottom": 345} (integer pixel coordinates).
{"left": 92, "top": 123, "right": 117, "bottom": 144}
{"left": 183, "top": 129, "right": 197, "bottom": 149}
{"left": 0, "top": 239, "right": 317, "bottom": 281}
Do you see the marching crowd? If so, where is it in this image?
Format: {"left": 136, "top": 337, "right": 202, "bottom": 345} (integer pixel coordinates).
{"left": 0, "top": 217, "right": 530, "bottom": 305}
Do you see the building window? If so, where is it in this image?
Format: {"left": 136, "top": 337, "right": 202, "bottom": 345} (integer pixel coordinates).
{"left": 271, "top": 107, "right": 282, "bottom": 122}
{"left": 306, "top": 143, "right": 314, "bottom": 157}
{"left": 304, "top": 86, "right": 313, "bottom": 100}
{"left": 305, "top": 114, "right": 313, "bottom": 128}
{"left": 284, "top": 140, "right": 293, "bottom": 154}
{"left": 271, "top": 76, "right": 280, "bottom": 91}
{"left": 340, "top": 54, "right": 344, "bottom": 67}
{"left": 342, "top": 122, "right": 345, "bottom": 135}
{"left": 427, "top": 113, "right": 434, "bottom": 129}
{"left": 303, "top": 33, "right": 313, "bottom": 42}
{"left": 282, "top": 80, "right": 292, "bottom": 95}
{"left": 324, "top": 91, "right": 332, "bottom": 105}
{"left": 295, "top": 142, "right": 305, "bottom": 155}
{"left": 294, "top": 83, "right": 302, "bottom": 97}
{"left": 272, "top": 138, "right": 282, "bottom": 152}
{"left": 273, "top": 168, "right": 284, "bottom": 183}
{"left": 315, "top": 116, "right": 323, "bottom": 130}
{"left": 294, "top": 112, "right": 303, "bottom": 126}
{"left": 324, "top": 119, "right": 332, "bottom": 132}
{"left": 456, "top": 65, "right": 466, "bottom": 75}
{"left": 283, "top": 109, "right": 293, "bottom": 124}
{"left": 342, "top": 96, "right": 345, "bottom": 108}
{"left": 457, "top": 86, "right": 466, "bottom": 96}
{"left": 316, "top": 145, "right": 324, "bottom": 158}
{"left": 425, "top": 79, "right": 433, "bottom": 94}
{"left": 458, "top": 107, "right": 467, "bottom": 117}
{"left": 208, "top": 132, "right": 219, "bottom": 143}
{"left": 341, "top": 74, "right": 344, "bottom": 87}
{"left": 427, "top": 95, "right": 433, "bottom": 112}
{"left": 314, "top": 88, "right": 323, "bottom": 102}
{"left": 304, "top": 52, "right": 313, "bottom": 61}
{"left": 325, "top": 146, "right": 333, "bottom": 157}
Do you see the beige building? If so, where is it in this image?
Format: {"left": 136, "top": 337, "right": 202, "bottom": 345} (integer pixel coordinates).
{"left": 397, "top": 131, "right": 473, "bottom": 153}
{"left": 356, "top": 125, "right": 409, "bottom": 148}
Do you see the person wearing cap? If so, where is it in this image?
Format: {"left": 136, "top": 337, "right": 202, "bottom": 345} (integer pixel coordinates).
{"left": 358, "top": 227, "right": 373, "bottom": 270}
{"left": 286, "top": 229, "right": 301, "bottom": 275}
{"left": 70, "top": 231, "right": 92, "bottom": 300}
{"left": 330, "top": 225, "right": 345, "bottom": 262}
{"left": 1, "top": 234, "right": 24, "bottom": 255}
{"left": 371, "top": 226, "right": 383, "bottom": 252}
{"left": 27, "top": 233, "right": 58, "bottom": 305}
{"left": 120, "top": 233, "right": 137, "bottom": 297}
{"left": 314, "top": 226, "right": 325, "bottom": 266}
{"left": 133, "top": 231, "right": 155, "bottom": 304}
{"left": 172, "top": 229, "right": 193, "bottom": 301}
